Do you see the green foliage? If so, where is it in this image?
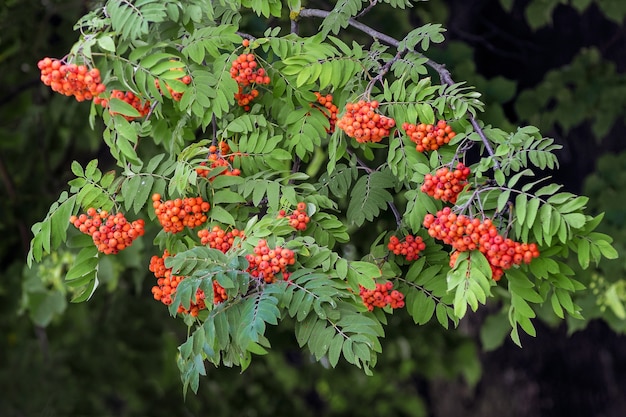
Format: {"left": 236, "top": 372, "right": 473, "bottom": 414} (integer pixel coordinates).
{"left": 560, "top": 151, "right": 626, "bottom": 333}
{"left": 24, "top": 0, "right": 619, "bottom": 397}
{"left": 517, "top": 0, "right": 626, "bottom": 29}
{"left": 516, "top": 48, "right": 626, "bottom": 140}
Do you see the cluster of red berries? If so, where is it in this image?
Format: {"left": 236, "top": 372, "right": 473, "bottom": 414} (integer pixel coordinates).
{"left": 149, "top": 250, "right": 183, "bottom": 306}
{"left": 230, "top": 40, "right": 271, "bottom": 111}
{"left": 230, "top": 53, "right": 270, "bottom": 86}
{"left": 387, "top": 234, "right": 426, "bottom": 261}
{"left": 196, "top": 143, "right": 241, "bottom": 180}
{"left": 278, "top": 202, "right": 310, "bottom": 231}
{"left": 151, "top": 194, "right": 210, "bottom": 233}
{"left": 94, "top": 90, "right": 151, "bottom": 120}
{"left": 213, "top": 280, "right": 228, "bottom": 304}
{"left": 234, "top": 87, "right": 260, "bottom": 111}
{"left": 402, "top": 120, "right": 456, "bottom": 152}
{"left": 149, "top": 250, "right": 212, "bottom": 316}
{"left": 198, "top": 225, "right": 245, "bottom": 253}
{"left": 245, "top": 239, "right": 296, "bottom": 283}
{"left": 154, "top": 66, "right": 192, "bottom": 102}
{"left": 359, "top": 281, "right": 405, "bottom": 311}
{"left": 337, "top": 100, "right": 396, "bottom": 143}
{"left": 421, "top": 162, "right": 471, "bottom": 204}
{"left": 38, "top": 57, "right": 106, "bottom": 102}
{"left": 70, "top": 208, "right": 145, "bottom": 255}
{"left": 423, "top": 207, "right": 540, "bottom": 281}
{"left": 312, "top": 92, "right": 339, "bottom": 133}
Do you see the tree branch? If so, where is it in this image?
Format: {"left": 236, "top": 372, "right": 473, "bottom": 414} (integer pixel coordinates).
{"left": 299, "top": 8, "right": 499, "bottom": 168}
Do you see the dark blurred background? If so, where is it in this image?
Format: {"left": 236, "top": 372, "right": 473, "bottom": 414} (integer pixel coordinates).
{"left": 1, "top": 1, "right": 626, "bottom": 416}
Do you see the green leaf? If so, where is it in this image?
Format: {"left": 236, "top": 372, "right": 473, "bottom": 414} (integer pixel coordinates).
{"left": 594, "top": 240, "right": 618, "bottom": 260}
{"left": 327, "top": 334, "right": 343, "bottom": 367}
{"left": 66, "top": 250, "right": 98, "bottom": 281}
{"left": 122, "top": 175, "right": 142, "bottom": 212}
{"left": 71, "top": 160, "right": 84, "bottom": 177}
{"left": 347, "top": 261, "right": 380, "bottom": 290}
{"left": 494, "top": 169, "right": 505, "bottom": 186}
{"left": 210, "top": 205, "right": 236, "bottom": 225}
{"left": 133, "top": 175, "right": 154, "bottom": 213}
{"left": 550, "top": 292, "right": 564, "bottom": 318}
{"left": 109, "top": 98, "right": 142, "bottom": 118}
{"left": 577, "top": 238, "right": 590, "bottom": 269}
{"left": 515, "top": 194, "right": 527, "bottom": 226}
{"left": 97, "top": 35, "right": 116, "bottom": 52}
{"left": 212, "top": 189, "right": 246, "bottom": 205}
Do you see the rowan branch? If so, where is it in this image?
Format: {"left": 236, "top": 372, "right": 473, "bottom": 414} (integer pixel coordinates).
{"left": 299, "top": 8, "right": 500, "bottom": 168}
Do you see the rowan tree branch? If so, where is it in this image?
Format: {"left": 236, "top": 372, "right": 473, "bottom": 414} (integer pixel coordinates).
{"left": 298, "top": 8, "right": 500, "bottom": 168}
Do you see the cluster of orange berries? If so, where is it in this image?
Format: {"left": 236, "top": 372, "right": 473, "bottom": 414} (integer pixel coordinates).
{"left": 149, "top": 250, "right": 214, "bottom": 316}
{"left": 402, "top": 120, "right": 456, "bottom": 152}
{"left": 151, "top": 194, "right": 210, "bottom": 233}
{"left": 421, "top": 162, "right": 471, "bottom": 204}
{"left": 230, "top": 53, "right": 270, "bottom": 86}
{"left": 196, "top": 143, "right": 241, "bottom": 180}
{"left": 198, "top": 225, "right": 245, "bottom": 253}
{"left": 337, "top": 100, "right": 396, "bottom": 143}
{"left": 312, "top": 92, "right": 339, "bottom": 133}
{"left": 423, "top": 207, "right": 540, "bottom": 281}
{"left": 94, "top": 90, "right": 151, "bottom": 120}
{"left": 213, "top": 280, "right": 228, "bottom": 304}
{"left": 38, "top": 57, "right": 106, "bottom": 102}
{"left": 234, "top": 87, "right": 260, "bottom": 111}
{"left": 278, "top": 202, "right": 310, "bottom": 231}
{"left": 154, "top": 68, "right": 192, "bottom": 101}
{"left": 231, "top": 40, "right": 270, "bottom": 111}
{"left": 359, "top": 281, "right": 405, "bottom": 311}
{"left": 387, "top": 234, "right": 426, "bottom": 262}
{"left": 70, "top": 208, "right": 145, "bottom": 255}
{"left": 245, "top": 239, "right": 296, "bottom": 283}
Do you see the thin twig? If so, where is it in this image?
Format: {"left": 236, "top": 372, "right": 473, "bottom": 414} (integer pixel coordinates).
{"left": 355, "top": 0, "right": 377, "bottom": 19}
{"left": 299, "top": 8, "right": 499, "bottom": 168}
{"left": 364, "top": 48, "right": 405, "bottom": 98}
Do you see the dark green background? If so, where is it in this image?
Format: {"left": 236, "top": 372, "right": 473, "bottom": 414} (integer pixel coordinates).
{"left": 2, "top": 1, "right": 626, "bottom": 416}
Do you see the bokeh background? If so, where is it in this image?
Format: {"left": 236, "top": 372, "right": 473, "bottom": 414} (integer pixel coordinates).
{"left": 2, "top": 1, "right": 626, "bottom": 416}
